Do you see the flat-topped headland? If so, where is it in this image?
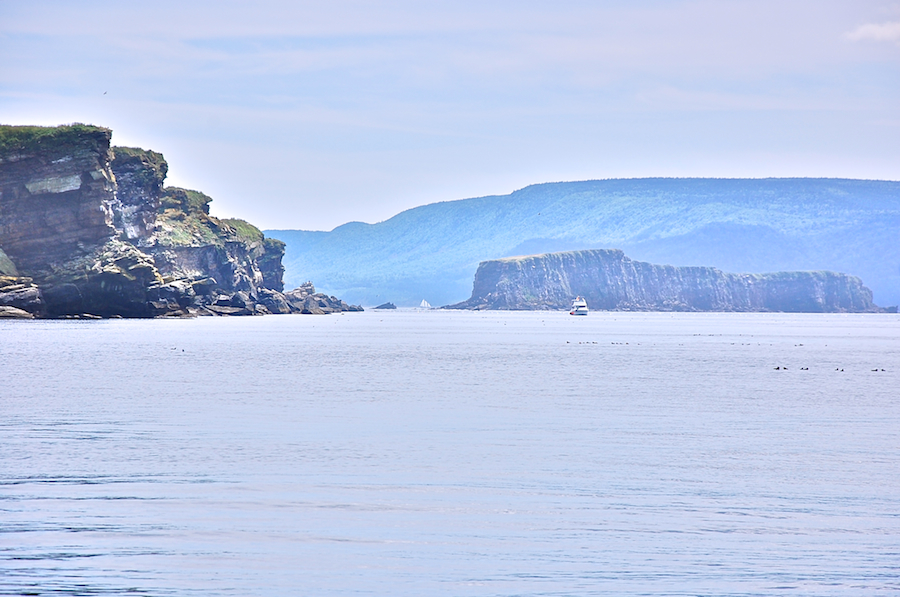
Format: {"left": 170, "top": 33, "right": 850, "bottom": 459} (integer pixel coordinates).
{"left": 0, "top": 124, "right": 360, "bottom": 318}
{"left": 447, "top": 249, "right": 884, "bottom": 312}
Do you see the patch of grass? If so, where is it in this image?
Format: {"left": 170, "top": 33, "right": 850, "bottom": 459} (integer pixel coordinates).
{"left": 112, "top": 146, "right": 155, "bottom": 160}
{"left": 111, "top": 146, "right": 168, "bottom": 188}
{"left": 0, "top": 123, "right": 110, "bottom": 157}
{"left": 155, "top": 210, "right": 225, "bottom": 247}
{"left": 160, "top": 187, "right": 213, "bottom": 215}
{"left": 220, "top": 218, "right": 264, "bottom": 244}
{"left": 264, "top": 237, "right": 286, "bottom": 253}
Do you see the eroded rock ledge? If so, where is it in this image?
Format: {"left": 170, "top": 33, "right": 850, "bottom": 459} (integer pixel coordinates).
{"left": 447, "top": 249, "right": 883, "bottom": 312}
{"left": 0, "top": 124, "right": 361, "bottom": 318}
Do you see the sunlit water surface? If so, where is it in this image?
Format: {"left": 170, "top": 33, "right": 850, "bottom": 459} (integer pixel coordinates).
{"left": 1, "top": 311, "right": 898, "bottom": 596}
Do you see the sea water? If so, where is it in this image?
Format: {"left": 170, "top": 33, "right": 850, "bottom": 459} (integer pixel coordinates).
{"left": 1, "top": 311, "right": 898, "bottom": 596}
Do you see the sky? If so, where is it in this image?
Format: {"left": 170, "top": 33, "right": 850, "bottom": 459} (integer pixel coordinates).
{"left": 1, "top": 1, "right": 899, "bottom": 231}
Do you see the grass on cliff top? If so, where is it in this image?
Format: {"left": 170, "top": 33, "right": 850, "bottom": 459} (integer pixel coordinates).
{"left": 154, "top": 213, "right": 274, "bottom": 249}
{"left": 0, "top": 123, "right": 110, "bottom": 156}
{"left": 112, "top": 146, "right": 169, "bottom": 190}
{"left": 155, "top": 188, "right": 220, "bottom": 247}
{"left": 220, "top": 218, "right": 264, "bottom": 244}
{"left": 155, "top": 211, "right": 226, "bottom": 247}
{"left": 113, "top": 146, "right": 167, "bottom": 171}
{"left": 154, "top": 186, "right": 271, "bottom": 249}
{"left": 264, "top": 236, "right": 286, "bottom": 251}
{"left": 160, "top": 187, "right": 212, "bottom": 215}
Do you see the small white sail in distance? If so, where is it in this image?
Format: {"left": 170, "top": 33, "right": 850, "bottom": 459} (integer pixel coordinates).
{"left": 419, "top": 299, "right": 432, "bottom": 309}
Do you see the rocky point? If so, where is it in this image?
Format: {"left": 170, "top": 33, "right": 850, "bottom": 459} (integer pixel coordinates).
{"left": 0, "top": 124, "right": 361, "bottom": 318}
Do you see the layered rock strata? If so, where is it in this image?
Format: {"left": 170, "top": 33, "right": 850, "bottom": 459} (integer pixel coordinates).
{"left": 0, "top": 276, "right": 42, "bottom": 318}
{"left": 447, "top": 249, "right": 881, "bottom": 312}
{"left": 0, "top": 124, "right": 360, "bottom": 318}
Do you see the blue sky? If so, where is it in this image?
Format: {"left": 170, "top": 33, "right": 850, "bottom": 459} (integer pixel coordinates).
{"left": 2, "top": 0, "right": 898, "bottom": 230}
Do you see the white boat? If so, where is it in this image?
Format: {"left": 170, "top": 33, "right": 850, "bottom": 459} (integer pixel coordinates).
{"left": 419, "top": 299, "right": 432, "bottom": 309}
{"left": 570, "top": 296, "right": 588, "bottom": 316}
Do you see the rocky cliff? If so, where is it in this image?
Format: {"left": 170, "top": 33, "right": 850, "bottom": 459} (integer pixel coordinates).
{"left": 0, "top": 124, "right": 360, "bottom": 318}
{"left": 447, "top": 249, "right": 882, "bottom": 312}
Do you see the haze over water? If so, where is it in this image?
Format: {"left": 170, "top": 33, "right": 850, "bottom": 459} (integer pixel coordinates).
{"left": 1, "top": 311, "right": 898, "bottom": 596}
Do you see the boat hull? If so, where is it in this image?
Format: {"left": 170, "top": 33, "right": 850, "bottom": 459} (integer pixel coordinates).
{"left": 570, "top": 296, "right": 588, "bottom": 315}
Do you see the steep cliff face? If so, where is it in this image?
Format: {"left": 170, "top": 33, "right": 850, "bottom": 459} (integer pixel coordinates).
{"left": 0, "top": 124, "right": 359, "bottom": 317}
{"left": 108, "top": 148, "right": 283, "bottom": 299}
{"left": 448, "top": 249, "right": 881, "bottom": 312}
{"left": 107, "top": 145, "right": 167, "bottom": 241}
{"left": 0, "top": 125, "right": 166, "bottom": 316}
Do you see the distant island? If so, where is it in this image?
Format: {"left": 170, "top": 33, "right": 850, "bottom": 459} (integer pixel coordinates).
{"left": 268, "top": 178, "right": 900, "bottom": 308}
{"left": 446, "top": 249, "right": 886, "bottom": 313}
{"left": 0, "top": 124, "right": 361, "bottom": 318}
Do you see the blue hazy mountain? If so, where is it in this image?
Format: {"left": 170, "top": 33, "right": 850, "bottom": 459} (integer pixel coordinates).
{"left": 266, "top": 178, "right": 900, "bottom": 307}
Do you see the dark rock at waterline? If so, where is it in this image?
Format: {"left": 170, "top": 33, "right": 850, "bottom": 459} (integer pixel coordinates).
{"left": 374, "top": 302, "right": 397, "bottom": 309}
{"left": 205, "top": 304, "right": 256, "bottom": 316}
{"left": 447, "top": 249, "right": 882, "bottom": 313}
{"left": 0, "top": 276, "right": 43, "bottom": 315}
{"left": 257, "top": 288, "right": 292, "bottom": 314}
{"left": 0, "top": 305, "right": 34, "bottom": 318}
{"left": 283, "top": 281, "right": 364, "bottom": 314}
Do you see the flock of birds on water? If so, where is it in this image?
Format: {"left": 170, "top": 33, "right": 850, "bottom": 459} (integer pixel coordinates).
{"left": 563, "top": 340, "right": 889, "bottom": 373}
{"left": 773, "top": 366, "right": 886, "bottom": 372}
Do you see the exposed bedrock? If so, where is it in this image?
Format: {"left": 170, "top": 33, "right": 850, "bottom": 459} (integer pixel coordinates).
{"left": 0, "top": 276, "right": 43, "bottom": 316}
{"left": 282, "top": 281, "right": 364, "bottom": 315}
{"left": 0, "top": 124, "right": 358, "bottom": 317}
{"left": 447, "top": 249, "right": 882, "bottom": 312}
{"left": 0, "top": 125, "right": 165, "bottom": 316}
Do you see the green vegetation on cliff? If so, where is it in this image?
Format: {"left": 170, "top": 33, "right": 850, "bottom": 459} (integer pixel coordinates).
{"left": 1, "top": 123, "right": 294, "bottom": 317}
{"left": 0, "top": 123, "right": 109, "bottom": 157}
{"left": 112, "top": 146, "right": 167, "bottom": 190}
{"left": 160, "top": 187, "right": 212, "bottom": 214}
{"left": 154, "top": 211, "right": 222, "bottom": 247}
{"left": 220, "top": 218, "right": 264, "bottom": 244}
{"left": 154, "top": 188, "right": 223, "bottom": 247}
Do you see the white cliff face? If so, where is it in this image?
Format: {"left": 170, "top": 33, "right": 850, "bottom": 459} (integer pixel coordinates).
{"left": 24, "top": 174, "right": 83, "bottom": 194}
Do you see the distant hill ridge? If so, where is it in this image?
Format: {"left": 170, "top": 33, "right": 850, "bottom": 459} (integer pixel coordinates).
{"left": 267, "top": 178, "right": 900, "bottom": 307}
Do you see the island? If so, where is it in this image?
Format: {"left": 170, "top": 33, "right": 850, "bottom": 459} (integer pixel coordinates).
{"left": 446, "top": 249, "right": 884, "bottom": 312}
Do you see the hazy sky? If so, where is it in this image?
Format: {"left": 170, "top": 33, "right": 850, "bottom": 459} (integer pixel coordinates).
{"left": 2, "top": 1, "right": 898, "bottom": 230}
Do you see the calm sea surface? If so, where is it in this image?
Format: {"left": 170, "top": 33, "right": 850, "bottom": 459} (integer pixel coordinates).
{"left": 1, "top": 311, "right": 898, "bottom": 596}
